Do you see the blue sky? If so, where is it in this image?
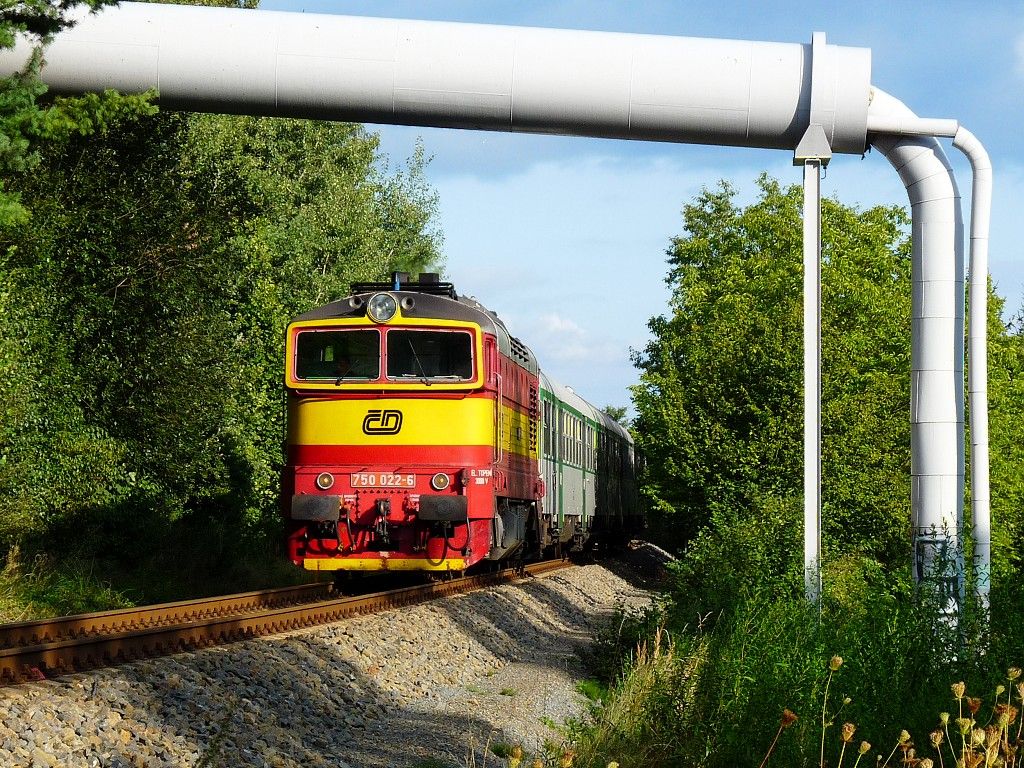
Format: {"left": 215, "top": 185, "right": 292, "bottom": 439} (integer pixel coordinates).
{"left": 262, "top": 0, "right": 1024, "bottom": 413}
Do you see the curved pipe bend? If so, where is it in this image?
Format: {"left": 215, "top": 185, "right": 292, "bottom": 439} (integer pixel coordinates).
{"left": 867, "top": 87, "right": 965, "bottom": 599}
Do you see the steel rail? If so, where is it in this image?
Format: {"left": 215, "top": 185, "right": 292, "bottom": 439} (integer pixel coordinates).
{"left": 0, "top": 559, "right": 571, "bottom": 685}
{"left": 0, "top": 582, "right": 334, "bottom": 649}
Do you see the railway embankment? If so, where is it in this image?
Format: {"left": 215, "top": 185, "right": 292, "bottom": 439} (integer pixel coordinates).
{"left": 0, "top": 559, "right": 658, "bottom": 767}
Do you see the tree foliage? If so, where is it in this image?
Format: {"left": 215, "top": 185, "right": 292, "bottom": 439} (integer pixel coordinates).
{"left": 633, "top": 175, "right": 1023, "bottom": 590}
{"left": 983, "top": 292, "right": 1024, "bottom": 580}
{"left": 632, "top": 176, "right": 914, "bottom": 576}
{"left": 0, "top": 0, "right": 156, "bottom": 226}
{"left": 0, "top": 111, "right": 441, "bottom": 560}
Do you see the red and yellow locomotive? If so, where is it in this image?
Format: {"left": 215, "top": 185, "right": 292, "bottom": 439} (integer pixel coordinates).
{"left": 284, "top": 273, "right": 544, "bottom": 572}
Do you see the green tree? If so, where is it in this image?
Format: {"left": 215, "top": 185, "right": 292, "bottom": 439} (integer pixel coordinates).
{"left": 602, "top": 405, "right": 629, "bottom": 425}
{"left": 631, "top": 176, "right": 914, "bottom": 577}
{"left": 0, "top": 0, "right": 156, "bottom": 226}
{"left": 983, "top": 291, "right": 1024, "bottom": 581}
{"left": 0, "top": 111, "right": 440, "bottom": 569}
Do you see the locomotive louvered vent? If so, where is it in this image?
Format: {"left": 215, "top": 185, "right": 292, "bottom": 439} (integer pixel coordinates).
{"left": 350, "top": 272, "right": 458, "bottom": 299}
{"left": 529, "top": 385, "right": 539, "bottom": 455}
{"left": 509, "top": 336, "right": 531, "bottom": 365}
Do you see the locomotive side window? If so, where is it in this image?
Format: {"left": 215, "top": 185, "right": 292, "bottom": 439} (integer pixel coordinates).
{"left": 386, "top": 330, "right": 473, "bottom": 381}
{"left": 295, "top": 329, "right": 379, "bottom": 380}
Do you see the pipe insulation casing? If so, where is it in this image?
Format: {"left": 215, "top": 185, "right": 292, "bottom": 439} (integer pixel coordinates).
{"left": 0, "top": 2, "right": 871, "bottom": 152}
{"left": 869, "top": 90, "right": 964, "bottom": 580}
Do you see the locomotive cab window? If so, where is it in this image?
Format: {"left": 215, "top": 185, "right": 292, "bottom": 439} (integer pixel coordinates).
{"left": 386, "top": 330, "right": 473, "bottom": 381}
{"left": 295, "top": 329, "right": 379, "bottom": 381}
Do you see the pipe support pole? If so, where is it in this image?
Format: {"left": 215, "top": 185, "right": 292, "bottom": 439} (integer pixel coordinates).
{"left": 795, "top": 123, "right": 831, "bottom": 605}
{"left": 803, "top": 158, "right": 823, "bottom": 605}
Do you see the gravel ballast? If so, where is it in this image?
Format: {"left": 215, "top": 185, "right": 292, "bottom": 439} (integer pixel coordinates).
{"left": 0, "top": 561, "right": 655, "bottom": 768}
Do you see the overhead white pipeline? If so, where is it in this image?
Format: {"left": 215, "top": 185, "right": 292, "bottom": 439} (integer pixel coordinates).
{"left": 866, "top": 114, "right": 958, "bottom": 138}
{"left": 0, "top": 3, "right": 872, "bottom": 152}
{"left": 867, "top": 88, "right": 966, "bottom": 603}
{"left": 0, "top": 3, "right": 993, "bottom": 596}
{"left": 952, "top": 127, "right": 993, "bottom": 603}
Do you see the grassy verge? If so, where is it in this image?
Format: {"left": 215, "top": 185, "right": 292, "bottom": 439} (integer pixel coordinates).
{"left": 562, "top": 560, "right": 1023, "bottom": 768}
{"left": 0, "top": 511, "right": 317, "bottom": 621}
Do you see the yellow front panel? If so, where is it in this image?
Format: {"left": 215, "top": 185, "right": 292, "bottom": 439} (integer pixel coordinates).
{"left": 303, "top": 557, "right": 467, "bottom": 572}
{"left": 288, "top": 397, "right": 495, "bottom": 447}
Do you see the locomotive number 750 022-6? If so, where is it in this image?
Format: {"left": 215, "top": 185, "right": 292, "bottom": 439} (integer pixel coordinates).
{"left": 350, "top": 472, "right": 416, "bottom": 488}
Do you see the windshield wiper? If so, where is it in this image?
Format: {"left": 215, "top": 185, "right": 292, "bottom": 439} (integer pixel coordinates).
{"left": 406, "top": 339, "right": 431, "bottom": 386}
{"left": 334, "top": 361, "right": 353, "bottom": 386}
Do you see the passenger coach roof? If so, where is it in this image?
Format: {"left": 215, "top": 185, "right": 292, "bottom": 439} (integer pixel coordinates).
{"left": 540, "top": 372, "right": 633, "bottom": 444}
{"left": 292, "top": 290, "right": 539, "bottom": 375}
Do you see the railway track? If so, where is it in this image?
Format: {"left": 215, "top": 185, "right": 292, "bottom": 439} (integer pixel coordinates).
{"left": 0, "top": 559, "right": 571, "bottom": 686}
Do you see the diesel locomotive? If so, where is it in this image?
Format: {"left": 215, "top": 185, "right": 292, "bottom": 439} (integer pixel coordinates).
{"left": 283, "top": 273, "right": 640, "bottom": 573}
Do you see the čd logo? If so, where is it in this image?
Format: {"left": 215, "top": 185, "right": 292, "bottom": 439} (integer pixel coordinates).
{"left": 362, "top": 409, "right": 403, "bottom": 435}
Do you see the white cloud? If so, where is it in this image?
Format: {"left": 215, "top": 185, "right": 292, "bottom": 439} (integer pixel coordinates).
{"left": 538, "top": 312, "right": 584, "bottom": 337}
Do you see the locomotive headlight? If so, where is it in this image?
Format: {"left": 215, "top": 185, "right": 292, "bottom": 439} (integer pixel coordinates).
{"left": 430, "top": 472, "right": 451, "bottom": 491}
{"left": 315, "top": 472, "right": 335, "bottom": 490}
{"left": 366, "top": 293, "right": 398, "bottom": 323}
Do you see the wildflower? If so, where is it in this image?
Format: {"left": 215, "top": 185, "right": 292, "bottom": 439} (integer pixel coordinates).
{"left": 919, "top": 760, "right": 934, "bottom": 768}
{"left": 939, "top": 712, "right": 950, "bottom": 726}
{"left": 997, "top": 684, "right": 1007, "bottom": 696}
{"left": 995, "top": 704, "right": 1011, "bottom": 727}
{"left": 952, "top": 681, "right": 967, "bottom": 700}
{"left": 971, "top": 727, "right": 985, "bottom": 747}
{"left": 956, "top": 718, "right": 974, "bottom": 735}
{"left": 607, "top": 764, "right": 620, "bottom": 768}
{"left": 859, "top": 741, "right": 872, "bottom": 755}
{"left": 830, "top": 655, "right": 844, "bottom": 671}
{"left": 1008, "top": 667, "right": 1022, "bottom": 682}
{"left": 1007, "top": 704, "right": 1019, "bottom": 724}
{"left": 967, "top": 697, "right": 982, "bottom": 715}
{"left": 531, "top": 761, "right": 544, "bottom": 768}
{"left": 930, "top": 729, "right": 944, "bottom": 748}
{"left": 781, "top": 709, "right": 798, "bottom": 728}
{"left": 963, "top": 753, "right": 983, "bottom": 768}
{"left": 984, "top": 725, "right": 999, "bottom": 749}
{"left": 1016, "top": 682, "right": 1024, "bottom": 702}
{"left": 559, "top": 749, "right": 575, "bottom": 768}
{"left": 844, "top": 697, "right": 852, "bottom": 706}
{"left": 841, "top": 722, "right": 856, "bottom": 743}
{"left": 898, "top": 730, "right": 912, "bottom": 745}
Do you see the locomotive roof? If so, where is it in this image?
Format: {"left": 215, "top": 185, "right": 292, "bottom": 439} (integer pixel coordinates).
{"left": 293, "top": 289, "right": 540, "bottom": 375}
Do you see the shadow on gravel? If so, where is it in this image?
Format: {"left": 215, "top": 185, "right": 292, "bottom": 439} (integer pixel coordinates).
{"left": 97, "top": 569, "right": 639, "bottom": 767}
{"left": 100, "top": 630, "right": 518, "bottom": 768}
{"left": 594, "top": 541, "right": 676, "bottom": 592}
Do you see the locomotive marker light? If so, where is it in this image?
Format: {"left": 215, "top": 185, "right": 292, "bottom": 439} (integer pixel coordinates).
{"left": 366, "top": 293, "right": 398, "bottom": 323}
{"left": 430, "top": 473, "right": 451, "bottom": 491}
{"left": 0, "top": 3, "right": 993, "bottom": 609}
{"left": 315, "top": 472, "right": 335, "bottom": 491}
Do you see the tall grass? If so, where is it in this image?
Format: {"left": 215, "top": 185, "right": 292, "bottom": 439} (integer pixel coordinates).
{"left": 567, "top": 554, "right": 1023, "bottom": 768}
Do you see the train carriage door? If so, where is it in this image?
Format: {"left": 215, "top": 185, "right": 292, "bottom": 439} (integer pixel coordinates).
{"left": 542, "top": 396, "right": 558, "bottom": 522}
